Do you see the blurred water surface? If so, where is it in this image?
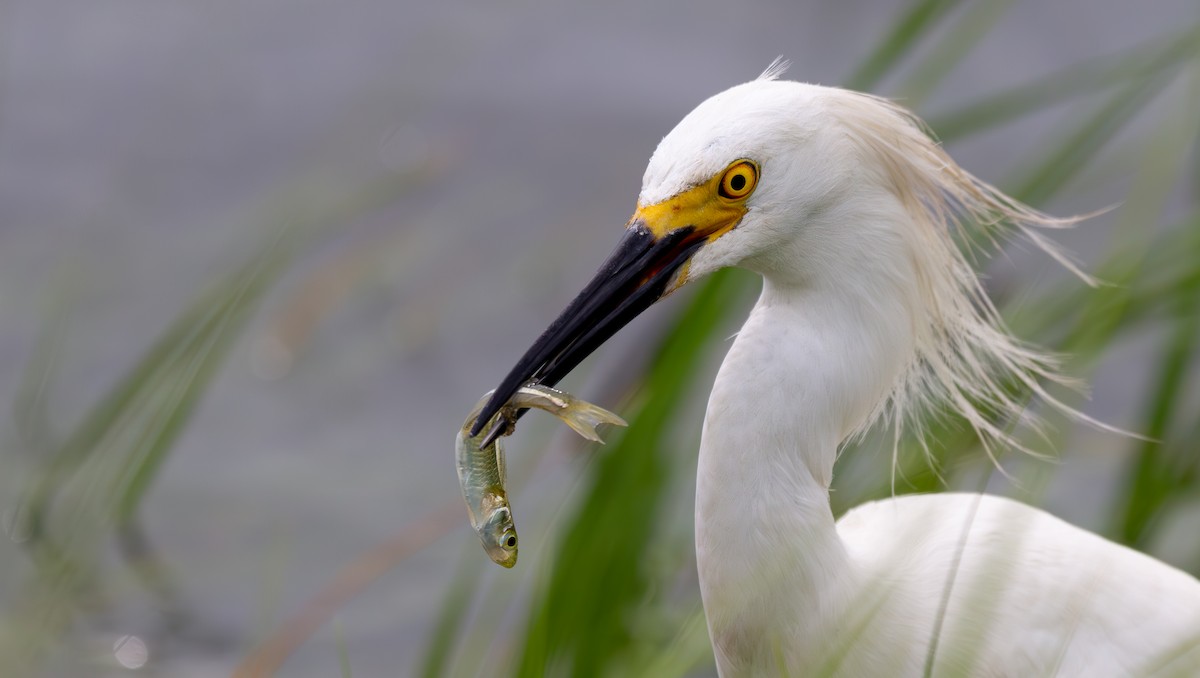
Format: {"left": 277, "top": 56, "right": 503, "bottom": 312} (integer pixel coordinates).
{"left": 1, "top": 0, "right": 1198, "bottom": 675}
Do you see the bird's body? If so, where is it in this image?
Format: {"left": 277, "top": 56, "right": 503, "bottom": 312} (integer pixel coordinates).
{"left": 474, "top": 65, "right": 1200, "bottom": 676}
{"left": 699, "top": 275, "right": 1200, "bottom": 675}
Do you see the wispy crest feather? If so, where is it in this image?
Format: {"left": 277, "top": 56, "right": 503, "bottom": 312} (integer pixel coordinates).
{"left": 829, "top": 90, "right": 1105, "bottom": 468}
{"left": 758, "top": 57, "right": 792, "bottom": 82}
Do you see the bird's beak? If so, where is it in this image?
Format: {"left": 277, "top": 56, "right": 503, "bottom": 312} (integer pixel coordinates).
{"left": 469, "top": 180, "right": 748, "bottom": 442}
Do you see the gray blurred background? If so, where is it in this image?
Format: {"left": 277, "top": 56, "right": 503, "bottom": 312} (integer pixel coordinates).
{"left": 1, "top": 0, "right": 1198, "bottom": 676}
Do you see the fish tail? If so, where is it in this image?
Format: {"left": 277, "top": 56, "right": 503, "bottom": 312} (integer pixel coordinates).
{"left": 557, "top": 401, "right": 628, "bottom": 443}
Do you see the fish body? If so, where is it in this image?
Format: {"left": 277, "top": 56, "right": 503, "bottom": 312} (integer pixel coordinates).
{"left": 456, "top": 384, "right": 626, "bottom": 567}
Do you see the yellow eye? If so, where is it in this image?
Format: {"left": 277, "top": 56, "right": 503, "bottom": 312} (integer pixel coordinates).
{"left": 718, "top": 161, "right": 758, "bottom": 200}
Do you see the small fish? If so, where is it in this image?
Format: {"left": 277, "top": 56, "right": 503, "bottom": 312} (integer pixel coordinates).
{"left": 456, "top": 384, "right": 626, "bottom": 567}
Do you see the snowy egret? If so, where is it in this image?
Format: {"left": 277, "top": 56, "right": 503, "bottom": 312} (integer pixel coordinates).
{"left": 471, "top": 64, "right": 1200, "bottom": 676}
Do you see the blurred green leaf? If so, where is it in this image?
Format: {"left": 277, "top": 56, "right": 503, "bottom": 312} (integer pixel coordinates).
{"left": 845, "top": 0, "right": 965, "bottom": 91}
{"left": 11, "top": 301, "right": 67, "bottom": 456}
{"left": 112, "top": 242, "right": 288, "bottom": 523}
{"left": 1117, "top": 276, "right": 1200, "bottom": 544}
{"left": 22, "top": 170, "right": 418, "bottom": 543}
{"left": 415, "top": 545, "right": 485, "bottom": 678}
{"left": 895, "top": 0, "right": 1016, "bottom": 105}
{"left": 1107, "top": 67, "right": 1200, "bottom": 543}
{"left": 927, "top": 24, "right": 1200, "bottom": 142}
{"left": 1010, "top": 70, "right": 1182, "bottom": 206}
{"left": 335, "top": 617, "right": 354, "bottom": 678}
{"left": 514, "top": 271, "right": 742, "bottom": 677}
{"left": 3, "top": 170, "right": 418, "bottom": 671}
{"left": 629, "top": 609, "right": 713, "bottom": 678}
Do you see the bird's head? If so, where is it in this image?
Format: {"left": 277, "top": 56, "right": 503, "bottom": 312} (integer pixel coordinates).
{"left": 634, "top": 77, "right": 858, "bottom": 285}
{"left": 468, "top": 70, "right": 866, "bottom": 439}
{"left": 470, "top": 65, "right": 1086, "bottom": 447}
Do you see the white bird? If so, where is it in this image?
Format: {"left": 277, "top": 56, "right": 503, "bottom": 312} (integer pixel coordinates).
{"left": 471, "top": 63, "right": 1200, "bottom": 676}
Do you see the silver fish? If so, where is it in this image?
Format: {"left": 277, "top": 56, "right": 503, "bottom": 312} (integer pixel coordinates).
{"left": 456, "top": 384, "right": 626, "bottom": 567}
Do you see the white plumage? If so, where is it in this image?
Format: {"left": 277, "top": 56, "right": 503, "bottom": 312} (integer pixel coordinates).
{"left": 476, "top": 65, "right": 1200, "bottom": 677}
{"left": 670, "top": 72, "right": 1200, "bottom": 675}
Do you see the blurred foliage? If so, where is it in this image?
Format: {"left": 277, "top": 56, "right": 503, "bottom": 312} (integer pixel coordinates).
{"left": 2, "top": 0, "right": 1199, "bottom": 675}
{"left": 0, "top": 172, "right": 422, "bottom": 673}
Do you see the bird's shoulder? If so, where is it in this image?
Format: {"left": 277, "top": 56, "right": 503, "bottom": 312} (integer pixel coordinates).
{"left": 834, "top": 492, "right": 1200, "bottom": 675}
{"left": 835, "top": 491, "right": 1197, "bottom": 586}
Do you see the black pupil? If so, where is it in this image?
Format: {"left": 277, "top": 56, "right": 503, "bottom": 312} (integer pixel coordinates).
{"left": 730, "top": 174, "right": 747, "bottom": 191}
{"left": 506, "top": 536, "right": 516, "bottom": 547}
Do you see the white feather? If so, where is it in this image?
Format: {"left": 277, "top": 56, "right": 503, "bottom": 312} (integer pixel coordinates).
{"left": 638, "top": 77, "right": 1200, "bottom": 676}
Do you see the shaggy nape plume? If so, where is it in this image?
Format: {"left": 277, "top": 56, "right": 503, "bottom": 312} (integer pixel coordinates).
{"left": 831, "top": 89, "right": 1113, "bottom": 476}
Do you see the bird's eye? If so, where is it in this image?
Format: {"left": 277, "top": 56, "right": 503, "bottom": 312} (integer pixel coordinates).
{"left": 718, "top": 161, "right": 758, "bottom": 200}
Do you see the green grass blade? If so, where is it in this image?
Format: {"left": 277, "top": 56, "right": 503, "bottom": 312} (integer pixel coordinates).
{"left": 927, "top": 25, "right": 1200, "bottom": 142}
{"left": 335, "top": 617, "right": 354, "bottom": 678}
{"left": 513, "top": 271, "right": 743, "bottom": 677}
{"left": 113, "top": 247, "right": 287, "bottom": 523}
{"left": 1109, "top": 64, "right": 1200, "bottom": 545}
{"left": 1009, "top": 209, "right": 1200, "bottom": 343}
{"left": 629, "top": 609, "right": 713, "bottom": 678}
{"left": 11, "top": 301, "right": 69, "bottom": 456}
{"left": 845, "top": 0, "right": 965, "bottom": 91}
{"left": 20, "top": 170, "right": 416, "bottom": 543}
{"left": 19, "top": 284, "right": 234, "bottom": 541}
{"left": 1010, "top": 70, "right": 1182, "bottom": 206}
{"left": 4, "top": 171, "right": 418, "bottom": 672}
{"left": 895, "top": 0, "right": 1017, "bottom": 105}
{"left": 415, "top": 546, "right": 485, "bottom": 678}
{"left": 1052, "top": 77, "right": 1200, "bottom": 368}
{"left": 1115, "top": 282, "right": 1200, "bottom": 544}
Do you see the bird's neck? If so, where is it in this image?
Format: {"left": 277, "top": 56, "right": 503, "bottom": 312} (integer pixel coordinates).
{"left": 696, "top": 251, "right": 917, "bottom": 661}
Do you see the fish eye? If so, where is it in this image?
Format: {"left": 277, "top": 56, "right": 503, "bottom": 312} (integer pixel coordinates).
{"left": 718, "top": 161, "right": 758, "bottom": 200}
{"left": 501, "top": 530, "right": 517, "bottom": 549}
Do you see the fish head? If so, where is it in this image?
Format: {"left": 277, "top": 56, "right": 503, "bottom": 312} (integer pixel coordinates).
{"left": 481, "top": 506, "right": 518, "bottom": 568}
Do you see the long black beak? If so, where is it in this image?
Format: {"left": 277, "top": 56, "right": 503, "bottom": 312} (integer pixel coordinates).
{"left": 469, "top": 223, "right": 704, "bottom": 444}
